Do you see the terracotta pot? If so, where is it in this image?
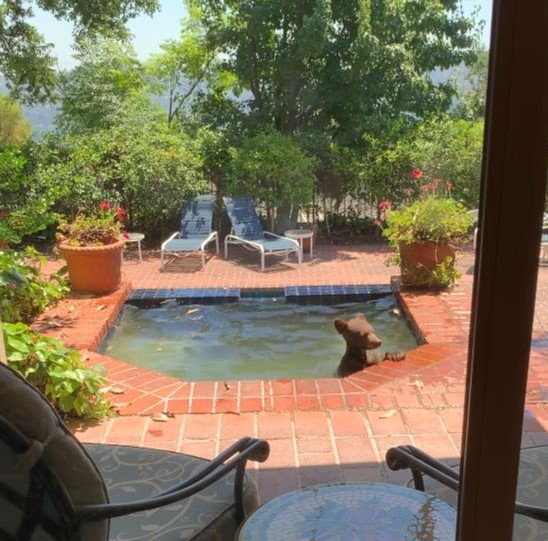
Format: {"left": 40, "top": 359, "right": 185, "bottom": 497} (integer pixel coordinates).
{"left": 59, "top": 240, "right": 125, "bottom": 294}
{"left": 398, "top": 240, "right": 455, "bottom": 287}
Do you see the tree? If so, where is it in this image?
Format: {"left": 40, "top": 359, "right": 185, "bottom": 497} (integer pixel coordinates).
{"left": 192, "top": 0, "right": 479, "bottom": 144}
{"left": 453, "top": 47, "right": 489, "bottom": 120}
{"left": 226, "top": 131, "right": 317, "bottom": 231}
{"left": 0, "top": 94, "right": 31, "bottom": 146}
{"left": 146, "top": 3, "right": 222, "bottom": 125}
{"left": 56, "top": 37, "right": 148, "bottom": 133}
{"left": 0, "top": 0, "right": 159, "bottom": 103}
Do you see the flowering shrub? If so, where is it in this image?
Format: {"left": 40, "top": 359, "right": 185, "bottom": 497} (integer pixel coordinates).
{"left": 383, "top": 196, "right": 473, "bottom": 246}
{"left": 56, "top": 202, "right": 126, "bottom": 247}
{"left": 381, "top": 168, "right": 474, "bottom": 288}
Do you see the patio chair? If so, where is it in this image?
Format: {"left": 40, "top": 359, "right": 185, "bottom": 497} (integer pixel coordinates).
{"left": 386, "top": 445, "right": 548, "bottom": 539}
{"left": 223, "top": 196, "right": 302, "bottom": 271}
{"left": 161, "top": 195, "right": 219, "bottom": 269}
{"left": 0, "top": 362, "right": 270, "bottom": 540}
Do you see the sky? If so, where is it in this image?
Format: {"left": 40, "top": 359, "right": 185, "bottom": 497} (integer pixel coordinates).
{"left": 31, "top": 0, "right": 493, "bottom": 71}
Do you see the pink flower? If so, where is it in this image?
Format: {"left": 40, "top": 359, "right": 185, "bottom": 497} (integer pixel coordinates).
{"left": 411, "top": 168, "right": 424, "bottom": 179}
{"left": 446, "top": 181, "right": 453, "bottom": 190}
{"left": 99, "top": 201, "right": 110, "bottom": 211}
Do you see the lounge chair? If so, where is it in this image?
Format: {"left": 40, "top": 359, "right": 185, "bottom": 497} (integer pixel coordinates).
{"left": 161, "top": 195, "right": 219, "bottom": 269}
{"left": 386, "top": 445, "right": 548, "bottom": 538}
{"left": 0, "top": 362, "right": 269, "bottom": 540}
{"left": 223, "top": 196, "right": 302, "bottom": 271}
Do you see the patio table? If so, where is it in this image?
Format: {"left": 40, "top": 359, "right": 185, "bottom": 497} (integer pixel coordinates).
{"left": 236, "top": 482, "right": 456, "bottom": 540}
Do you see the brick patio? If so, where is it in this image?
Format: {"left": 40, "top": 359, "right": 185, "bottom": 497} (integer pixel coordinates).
{"left": 38, "top": 243, "right": 548, "bottom": 502}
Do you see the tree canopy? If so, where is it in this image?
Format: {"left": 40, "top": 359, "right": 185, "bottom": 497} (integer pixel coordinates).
{"left": 188, "top": 0, "right": 479, "bottom": 144}
{"left": 0, "top": 0, "right": 159, "bottom": 103}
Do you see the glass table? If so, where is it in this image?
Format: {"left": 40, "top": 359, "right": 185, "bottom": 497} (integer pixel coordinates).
{"left": 237, "top": 482, "right": 456, "bottom": 540}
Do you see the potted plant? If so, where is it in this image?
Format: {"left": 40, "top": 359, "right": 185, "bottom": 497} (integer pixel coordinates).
{"left": 382, "top": 178, "right": 473, "bottom": 288}
{"left": 56, "top": 202, "right": 127, "bottom": 294}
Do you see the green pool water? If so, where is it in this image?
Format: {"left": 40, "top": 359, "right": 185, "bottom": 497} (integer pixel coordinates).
{"left": 99, "top": 295, "right": 419, "bottom": 381}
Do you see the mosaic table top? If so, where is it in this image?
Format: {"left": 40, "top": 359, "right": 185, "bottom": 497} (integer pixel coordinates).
{"left": 237, "top": 482, "right": 457, "bottom": 541}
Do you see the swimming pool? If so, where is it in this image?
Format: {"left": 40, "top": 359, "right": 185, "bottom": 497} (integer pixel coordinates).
{"left": 99, "top": 292, "right": 419, "bottom": 381}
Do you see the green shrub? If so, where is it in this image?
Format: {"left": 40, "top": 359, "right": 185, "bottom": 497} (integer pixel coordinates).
{"left": 0, "top": 247, "right": 68, "bottom": 324}
{"left": 383, "top": 196, "right": 473, "bottom": 246}
{"left": 34, "top": 107, "right": 207, "bottom": 237}
{"left": 3, "top": 323, "right": 113, "bottom": 419}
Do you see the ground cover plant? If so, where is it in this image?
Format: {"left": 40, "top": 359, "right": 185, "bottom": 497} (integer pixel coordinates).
{"left": 0, "top": 248, "right": 113, "bottom": 419}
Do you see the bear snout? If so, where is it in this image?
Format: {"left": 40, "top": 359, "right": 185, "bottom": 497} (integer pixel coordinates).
{"left": 366, "top": 333, "right": 382, "bottom": 349}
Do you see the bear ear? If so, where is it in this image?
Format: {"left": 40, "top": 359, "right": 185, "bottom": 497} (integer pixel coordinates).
{"left": 354, "top": 313, "right": 366, "bottom": 319}
{"left": 333, "top": 319, "right": 348, "bottom": 333}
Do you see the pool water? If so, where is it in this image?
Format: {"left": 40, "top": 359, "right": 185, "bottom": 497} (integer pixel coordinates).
{"left": 100, "top": 296, "right": 419, "bottom": 381}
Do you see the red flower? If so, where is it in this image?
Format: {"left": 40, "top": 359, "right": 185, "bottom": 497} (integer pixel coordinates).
{"left": 99, "top": 201, "right": 110, "bottom": 211}
{"left": 411, "top": 168, "right": 424, "bottom": 179}
{"left": 123, "top": 232, "right": 130, "bottom": 239}
{"left": 377, "top": 199, "right": 391, "bottom": 211}
{"left": 115, "top": 206, "right": 126, "bottom": 222}
{"left": 446, "top": 181, "right": 453, "bottom": 190}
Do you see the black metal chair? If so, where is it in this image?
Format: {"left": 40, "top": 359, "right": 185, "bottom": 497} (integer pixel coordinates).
{"left": 386, "top": 445, "right": 548, "bottom": 540}
{"left": 0, "top": 362, "right": 269, "bottom": 540}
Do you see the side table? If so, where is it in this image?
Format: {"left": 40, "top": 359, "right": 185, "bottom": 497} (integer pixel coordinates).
{"left": 284, "top": 229, "right": 314, "bottom": 260}
{"left": 237, "top": 482, "right": 457, "bottom": 540}
{"left": 122, "top": 232, "right": 145, "bottom": 262}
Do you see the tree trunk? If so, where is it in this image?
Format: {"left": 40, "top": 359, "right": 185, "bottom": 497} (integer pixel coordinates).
{"left": 275, "top": 200, "right": 299, "bottom": 233}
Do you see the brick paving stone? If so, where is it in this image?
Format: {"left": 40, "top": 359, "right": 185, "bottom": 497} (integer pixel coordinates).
{"left": 179, "top": 441, "right": 219, "bottom": 459}
{"left": 335, "top": 438, "right": 378, "bottom": 465}
{"left": 294, "top": 411, "right": 330, "bottom": 438}
{"left": 329, "top": 410, "right": 368, "bottom": 437}
{"left": 412, "top": 434, "right": 460, "bottom": 459}
{"left": 219, "top": 412, "right": 256, "bottom": 440}
{"left": 367, "top": 409, "right": 407, "bottom": 436}
{"left": 401, "top": 408, "right": 446, "bottom": 434}
{"left": 438, "top": 408, "right": 465, "bottom": 433}
{"left": 183, "top": 413, "right": 219, "bottom": 440}
{"left": 257, "top": 412, "right": 294, "bottom": 440}
{"left": 144, "top": 417, "right": 183, "bottom": 443}
{"left": 265, "top": 439, "right": 298, "bottom": 469}
{"left": 299, "top": 464, "right": 343, "bottom": 487}
{"left": 297, "top": 438, "right": 335, "bottom": 454}
{"left": 104, "top": 417, "right": 148, "bottom": 444}
{"left": 258, "top": 468, "right": 300, "bottom": 503}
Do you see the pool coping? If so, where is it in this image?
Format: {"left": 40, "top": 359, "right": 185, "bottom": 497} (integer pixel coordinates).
{"left": 32, "top": 280, "right": 470, "bottom": 416}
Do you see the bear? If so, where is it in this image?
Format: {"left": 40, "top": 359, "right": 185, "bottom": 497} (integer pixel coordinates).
{"left": 333, "top": 313, "right": 406, "bottom": 377}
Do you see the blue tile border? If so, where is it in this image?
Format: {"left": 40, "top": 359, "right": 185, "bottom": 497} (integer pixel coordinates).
{"left": 128, "top": 287, "right": 241, "bottom": 302}
{"left": 284, "top": 284, "right": 392, "bottom": 302}
{"left": 127, "top": 284, "right": 394, "bottom": 304}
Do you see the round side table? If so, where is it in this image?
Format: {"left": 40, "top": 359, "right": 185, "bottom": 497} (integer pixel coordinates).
{"left": 284, "top": 229, "right": 314, "bottom": 260}
{"left": 122, "top": 232, "right": 145, "bottom": 262}
{"left": 237, "top": 482, "right": 456, "bottom": 541}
